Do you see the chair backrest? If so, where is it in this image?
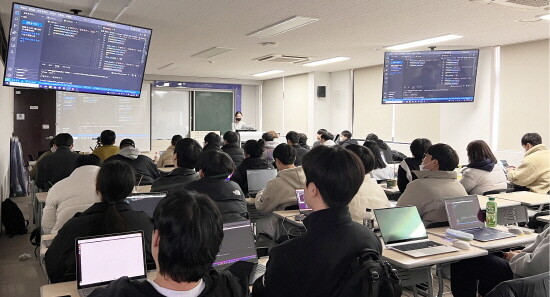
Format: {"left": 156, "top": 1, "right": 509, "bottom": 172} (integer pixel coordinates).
{"left": 497, "top": 205, "right": 529, "bottom": 226}
{"left": 483, "top": 188, "right": 512, "bottom": 195}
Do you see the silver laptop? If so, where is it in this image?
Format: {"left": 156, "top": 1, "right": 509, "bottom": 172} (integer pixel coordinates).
{"left": 444, "top": 195, "right": 516, "bottom": 242}
{"left": 374, "top": 206, "right": 459, "bottom": 258}
{"left": 246, "top": 169, "right": 277, "bottom": 196}
{"left": 76, "top": 232, "right": 147, "bottom": 297}
{"left": 126, "top": 192, "right": 167, "bottom": 217}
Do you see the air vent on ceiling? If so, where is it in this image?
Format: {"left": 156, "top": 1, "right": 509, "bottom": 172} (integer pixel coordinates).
{"left": 473, "top": 0, "right": 549, "bottom": 9}
{"left": 254, "top": 54, "right": 309, "bottom": 63}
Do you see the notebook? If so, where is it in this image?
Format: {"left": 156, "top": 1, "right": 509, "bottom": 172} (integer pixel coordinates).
{"left": 444, "top": 195, "right": 516, "bottom": 242}
{"left": 76, "top": 232, "right": 147, "bottom": 297}
{"left": 126, "top": 192, "right": 167, "bottom": 217}
{"left": 246, "top": 169, "right": 277, "bottom": 196}
{"left": 295, "top": 188, "right": 313, "bottom": 216}
{"left": 374, "top": 206, "right": 459, "bottom": 258}
{"left": 212, "top": 220, "right": 266, "bottom": 285}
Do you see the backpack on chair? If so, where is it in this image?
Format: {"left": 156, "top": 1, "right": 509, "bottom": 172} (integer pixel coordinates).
{"left": 1, "top": 198, "right": 29, "bottom": 236}
{"left": 331, "top": 248, "right": 402, "bottom": 297}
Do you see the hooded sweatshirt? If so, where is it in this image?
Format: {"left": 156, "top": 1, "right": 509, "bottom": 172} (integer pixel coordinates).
{"left": 105, "top": 147, "right": 160, "bottom": 185}
{"left": 255, "top": 166, "right": 306, "bottom": 213}
{"left": 460, "top": 160, "right": 507, "bottom": 195}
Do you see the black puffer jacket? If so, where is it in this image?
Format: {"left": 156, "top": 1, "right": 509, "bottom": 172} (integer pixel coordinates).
{"left": 222, "top": 143, "right": 245, "bottom": 167}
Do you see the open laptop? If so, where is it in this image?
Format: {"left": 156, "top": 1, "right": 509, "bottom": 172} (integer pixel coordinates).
{"left": 126, "top": 192, "right": 167, "bottom": 217}
{"left": 212, "top": 220, "right": 266, "bottom": 285}
{"left": 246, "top": 169, "right": 277, "bottom": 196}
{"left": 76, "top": 231, "right": 147, "bottom": 297}
{"left": 295, "top": 188, "right": 313, "bottom": 216}
{"left": 374, "top": 206, "right": 459, "bottom": 258}
{"left": 444, "top": 195, "right": 516, "bottom": 242}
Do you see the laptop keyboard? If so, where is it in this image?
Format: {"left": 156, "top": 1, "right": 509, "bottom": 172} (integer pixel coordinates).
{"left": 463, "top": 228, "right": 502, "bottom": 237}
{"left": 393, "top": 241, "right": 442, "bottom": 252}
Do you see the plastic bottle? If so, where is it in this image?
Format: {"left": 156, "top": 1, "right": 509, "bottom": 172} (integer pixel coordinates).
{"left": 486, "top": 197, "right": 497, "bottom": 227}
{"left": 363, "top": 208, "right": 375, "bottom": 230}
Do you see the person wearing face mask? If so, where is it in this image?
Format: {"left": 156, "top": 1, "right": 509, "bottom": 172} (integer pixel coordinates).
{"left": 396, "top": 143, "right": 467, "bottom": 226}
{"left": 231, "top": 111, "right": 246, "bottom": 131}
{"left": 506, "top": 133, "right": 550, "bottom": 194}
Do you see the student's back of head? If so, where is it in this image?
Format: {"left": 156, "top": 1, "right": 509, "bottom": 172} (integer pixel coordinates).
{"left": 521, "top": 133, "right": 542, "bottom": 146}
{"left": 223, "top": 131, "right": 239, "bottom": 144}
{"left": 197, "top": 150, "right": 235, "bottom": 177}
{"left": 244, "top": 139, "right": 265, "bottom": 158}
{"left": 286, "top": 131, "right": 300, "bottom": 144}
{"left": 175, "top": 138, "right": 202, "bottom": 169}
{"left": 99, "top": 130, "right": 116, "bottom": 145}
{"left": 171, "top": 135, "right": 183, "bottom": 146}
{"left": 466, "top": 140, "right": 497, "bottom": 164}
{"left": 119, "top": 138, "right": 135, "bottom": 149}
{"left": 362, "top": 140, "right": 386, "bottom": 169}
{"left": 426, "top": 143, "right": 459, "bottom": 171}
{"left": 54, "top": 133, "right": 73, "bottom": 147}
{"left": 75, "top": 154, "right": 101, "bottom": 168}
{"left": 320, "top": 132, "right": 334, "bottom": 141}
{"left": 204, "top": 132, "right": 221, "bottom": 147}
{"left": 273, "top": 143, "right": 296, "bottom": 166}
{"left": 298, "top": 133, "right": 308, "bottom": 146}
{"left": 341, "top": 130, "right": 352, "bottom": 139}
{"left": 345, "top": 144, "right": 375, "bottom": 174}
{"left": 262, "top": 131, "right": 278, "bottom": 142}
{"left": 410, "top": 138, "right": 432, "bottom": 160}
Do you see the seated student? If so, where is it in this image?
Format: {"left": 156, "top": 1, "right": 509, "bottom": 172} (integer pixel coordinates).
{"left": 203, "top": 132, "right": 222, "bottom": 152}
{"left": 35, "top": 133, "right": 81, "bottom": 190}
{"left": 92, "top": 130, "right": 120, "bottom": 161}
{"left": 366, "top": 133, "right": 393, "bottom": 163}
{"left": 105, "top": 139, "right": 160, "bottom": 185}
{"left": 255, "top": 144, "right": 306, "bottom": 236}
{"left": 186, "top": 150, "right": 248, "bottom": 222}
{"left": 221, "top": 131, "right": 245, "bottom": 167}
{"left": 451, "top": 228, "right": 549, "bottom": 297}
{"left": 338, "top": 130, "right": 359, "bottom": 147}
{"left": 363, "top": 140, "right": 394, "bottom": 181}
{"left": 507, "top": 133, "right": 550, "bottom": 193}
{"left": 345, "top": 144, "right": 391, "bottom": 221}
{"left": 312, "top": 128, "right": 327, "bottom": 147}
{"left": 30, "top": 138, "right": 54, "bottom": 180}
{"left": 397, "top": 138, "right": 432, "bottom": 192}
{"left": 41, "top": 154, "right": 102, "bottom": 235}
{"left": 262, "top": 130, "right": 279, "bottom": 163}
{"left": 231, "top": 139, "right": 274, "bottom": 196}
{"left": 285, "top": 131, "right": 309, "bottom": 166}
{"left": 252, "top": 146, "right": 382, "bottom": 297}
{"left": 460, "top": 140, "right": 508, "bottom": 195}
{"left": 89, "top": 190, "right": 247, "bottom": 297}
{"left": 319, "top": 131, "right": 336, "bottom": 147}
{"left": 156, "top": 134, "right": 182, "bottom": 168}
{"left": 397, "top": 143, "right": 467, "bottom": 226}
{"left": 151, "top": 138, "right": 201, "bottom": 193}
{"left": 298, "top": 133, "right": 310, "bottom": 150}
{"left": 45, "top": 161, "right": 154, "bottom": 283}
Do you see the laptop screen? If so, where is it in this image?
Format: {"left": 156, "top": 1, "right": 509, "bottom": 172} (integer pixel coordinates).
{"left": 213, "top": 220, "right": 257, "bottom": 267}
{"left": 247, "top": 169, "right": 277, "bottom": 192}
{"left": 126, "top": 192, "right": 167, "bottom": 217}
{"left": 76, "top": 232, "right": 146, "bottom": 288}
{"left": 295, "top": 188, "right": 311, "bottom": 210}
{"left": 444, "top": 195, "right": 485, "bottom": 230}
{"left": 374, "top": 206, "right": 428, "bottom": 244}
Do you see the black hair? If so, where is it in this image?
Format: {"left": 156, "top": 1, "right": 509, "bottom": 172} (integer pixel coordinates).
{"left": 175, "top": 138, "right": 202, "bottom": 169}
{"left": 362, "top": 140, "right": 387, "bottom": 169}
{"left": 467, "top": 140, "right": 497, "bottom": 164}
{"left": 366, "top": 133, "right": 378, "bottom": 141}
{"left": 204, "top": 132, "right": 221, "bottom": 147}
{"left": 426, "top": 143, "right": 459, "bottom": 171}
{"left": 273, "top": 143, "right": 296, "bottom": 165}
{"left": 317, "top": 129, "right": 327, "bottom": 135}
{"left": 302, "top": 146, "right": 365, "bottom": 208}
{"left": 286, "top": 131, "right": 300, "bottom": 144}
{"left": 244, "top": 139, "right": 265, "bottom": 158}
{"left": 223, "top": 131, "right": 239, "bottom": 144}
{"left": 96, "top": 161, "right": 135, "bottom": 233}
{"left": 410, "top": 138, "right": 432, "bottom": 160}
{"left": 521, "top": 133, "right": 542, "bottom": 146}
{"left": 54, "top": 133, "right": 73, "bottom": 147}
{"left": 171, "top": 135, "right": 183, "bottom": 146}
{"left": 153, "top": 190, "right": 223, "bottom": 282}
{"left": 341, "top": 130, "right": 352, "bottom": 139}
{"left": 346, "top": 144, "right": 375, "bottom": 173}
{"left": 75, "top": 154, "right": 101, "bottom": 168}
{"left": 298, "top": 133, "right": 308, "bottom": 145}
{"left": 234, "top": 111, "right": 242, "bottom": 117}
{"left": 119, "top": 138, "right": 135, "bottom": 149}
{"left": 320, "top": 132, "right": 334, "bottom": 141}
{"left": 100, "top": 130, "right": 116, "bottom": 145}
{"left": 197, "top": 150, "right": 235, "bottom": 177}
{"left": 367, "top": 133, "right": 389, "bottom": 150}
{"left": 262, "top": 131, "right": 278, "bottom": 142}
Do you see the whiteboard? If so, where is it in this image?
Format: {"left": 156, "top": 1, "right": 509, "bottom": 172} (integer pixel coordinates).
{"left": 151, "top": 89, "right": 190, "bottom": 139}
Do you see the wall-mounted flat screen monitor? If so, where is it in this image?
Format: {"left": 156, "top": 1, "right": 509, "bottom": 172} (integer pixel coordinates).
{"left": 3, "top": 3, "right": 152, "bottom": 98}
{"left": 382, "top": 49, "right": 479, "bottom": 104}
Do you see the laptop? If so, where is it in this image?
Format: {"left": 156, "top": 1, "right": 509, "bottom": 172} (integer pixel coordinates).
{"left": 246, "top": 169, "right": 277, "bottom": 196}
{"left": 212, "top": 220, "right": 266, "bottom": 285}
{"left": 76, "top": 231, "right": 147, "bottom": 297}
{"left": 374, "top": 206, "right": 459, "bottom": 258}
{"left": 126, "top": 192, "right": 167, "bottom": 217}
{"left": 444, "top": 195, "right": 516, "bottom": 242}
{"left": 295, "top": 188, "right": 313, "bottom": 216}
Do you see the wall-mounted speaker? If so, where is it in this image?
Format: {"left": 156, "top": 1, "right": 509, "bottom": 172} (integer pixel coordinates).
{"left": 317, "top": 86, "right": 326, "bottom": 98}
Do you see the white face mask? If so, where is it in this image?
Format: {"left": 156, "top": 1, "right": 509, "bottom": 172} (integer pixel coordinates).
{"left": 419, "top": 164, "right": 429, "bottom": 171}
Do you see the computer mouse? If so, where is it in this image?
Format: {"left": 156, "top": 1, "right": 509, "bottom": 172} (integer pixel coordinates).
{"left": 507, "top": 227, "right": 524, "bottom": 235}
{"left": 453, "top": 240, "right": 471, "bottom": 250}
{"left": 522, "top": 228, "right": 534, "bottom": 235}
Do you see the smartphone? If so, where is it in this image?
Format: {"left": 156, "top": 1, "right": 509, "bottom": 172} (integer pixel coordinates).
{"left": 500, "top": 160, "right": 509, "bottom": 168}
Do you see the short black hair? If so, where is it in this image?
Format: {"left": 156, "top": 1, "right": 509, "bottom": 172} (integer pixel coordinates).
{"left": 346, "top": 144, "right": 375, "bottom": 173}
{"left": 223, "top": 131, "right": 239, "bottom": 144}
{"left": 298, "top": 133, "right": 308, "bottom": 145}
{"left": 204, "top": 132, "right": 220, "bottom": 146}
{"left": 521, "top": 133, "right": 542, "bottom": 146}
{"left": 262, "top": 131, "right": 278, "bottom": 142}
{"left": 171, "top": 135, "right": 183, "bottom": 146}
{"left": 302, "top": 146, "right": 365, "bottom": 208}
{"left": 317, "top": 129, "right": 327, "bottom": 135}
{"left": 197, "top": 150, "right": 235, "bottom": 177}
{"left": 273, "top": 143, "right": 296, "bottom": 165}
{"left": 410, "top": 138, "right": 432, "bottom": 160}
{"left": 426, "top": 143, "right": 459, "bottom": 171}
{"left": 234, "top": 111, "right": 242, "bottom": 117}
{"left": 119, "top": 138, "right": 135, "bottom": 149}
{"left": 75, "top": 154, "right": 101, "bottom": 168}
{"left": 54, "top": 133, "right": 73, "bottom": 147}
{"left": 175, "top": 138, "right": 202, "bottom": 169}
{"left": 244, "top": 139, "right": 265, "bottom": 158}
{"left": 286, "top": 131, "right": 300, "bottom": 144}
{"left": 320, "top": 132, "right": 334, "bottom": 141}
{"left": 341, "top": 130, "right": 352, "bottom": 139}
{"left": 153, "top": 190, "right": 223, "bottom": 282}
{"left": 366, "top": 133, "right": 379, "bottom": 141}
{"left": 100, "top": 130, "right": 116, "bottom": 145}
{"left": 362, "top": 140, "right": 386, "bottom": 169}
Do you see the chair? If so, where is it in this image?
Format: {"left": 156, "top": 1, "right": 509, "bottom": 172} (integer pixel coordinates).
{"left": 483, "top": 188, "right": 513, "bottom": 196}
{"left": 497, "top": 205, "right": 529, "bottom": 226}
{"left": 485, "top": 272, "right": 549, "bottom": 297}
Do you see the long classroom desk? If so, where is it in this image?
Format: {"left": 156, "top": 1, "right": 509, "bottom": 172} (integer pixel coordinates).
{"left": 427, "top": 226, "right": 538, "bottom": 251}
{"left": 490, "top": 191, "right": 550, "bottom": 208}
{"left": 477, "top": 195, "right": 521, "bottom": 210}
{"left": 536, "top": 215, "right": 550, "bottom": 223}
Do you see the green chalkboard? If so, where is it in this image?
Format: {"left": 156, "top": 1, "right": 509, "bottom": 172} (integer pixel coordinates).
{"left": 194, "top": 91, "right": 233, "bottom": 133}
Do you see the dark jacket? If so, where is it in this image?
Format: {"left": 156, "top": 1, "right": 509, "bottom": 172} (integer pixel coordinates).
{"left": 105, "top": 153, "right": 160, "bottom": 185}
{"left": 151, "top": 168, "right": 199, "bottom": 194}
{"left": 222, "top": 143, "right": 245, "bottom": 167}
{"left": 339, "top": 139, "right": 359, "bottom": 148}
{"left": 252, "top": 206, "right": 382, "bottom": 297}
{"left": 186, "top": 177, "right": 248, "bottom": 222}
{"left": 203, "top": 144, "right": 222, "bottom": 153}
{"left": 45, "top": 202, "right": 154, "bottom": 283}
{"left": 89, "top": 270, "right": 247, "bottom": 297}
{"left": 397, "top": 157, "right": 422, "bottom": 192}
{"left": 35, "top": 146, "right": 80, "bottom": 190}
{"left": 231, "top": 157, "right": 273, "bottom": 195}
{"left": 291, "top": 144, "right": 309, "bottom": 166}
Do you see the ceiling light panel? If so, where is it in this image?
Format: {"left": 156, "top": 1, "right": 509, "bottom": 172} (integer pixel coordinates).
{"left": 191, "top": 47, "right": 234, "bottom": 58}
{"left": 385, "top": 34, "right": 463, "bottom": 50}
{"left": 248, "top": 16, "right": 319, "bottom": 38}
{"left": 303, "top": 57, "right": 350, "bottom": 67}
{"left": 251, "top": 70, "right": 284, "bottom": 77}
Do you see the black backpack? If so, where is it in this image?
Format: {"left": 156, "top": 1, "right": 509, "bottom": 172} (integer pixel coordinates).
{"left": 1, "top": 198, "right": 29, "bottom": 236}
{"left": 331, "top": 248, "right": 402, "bottom": 297}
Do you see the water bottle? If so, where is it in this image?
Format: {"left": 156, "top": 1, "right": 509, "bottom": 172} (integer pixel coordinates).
{"left": 486, "top": 197, "right": 497, "bottom": 227}
{"left": 363, "top": 208, "right": 375, "bottom": 230}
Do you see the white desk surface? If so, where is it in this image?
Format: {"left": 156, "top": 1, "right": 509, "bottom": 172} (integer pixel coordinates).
{"left": 158, "top": 167, "right": 174, "bottom": 173}
{"left": 477, "top": 195, "right": 521, "bottom": 210}
{"left": 428, "top": 226, "right": 538, "bottom": 251}
{"left": 491, "top": 191, "right": 550, "bottom": 207}
{"left": 536, "top": 215, "right": 550, "bottom": 223}
{"left": 135, "top": 185, "right": 152, "bottom": 193}
{"left": 36, "top": 192, "right": 48, "bottom": 203}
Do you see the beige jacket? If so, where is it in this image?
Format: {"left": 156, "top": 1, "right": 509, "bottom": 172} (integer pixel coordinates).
{"left": 397, "top": 170, "right": 468, "bottom": 225}
{"left": 157, "top": 145, "right": 175, "bottom": 168}
{"left": 507, "top": 144, "right": 550, "bottom": 194}
{"left": 255, "top": 167, "right": 306, "bottom": 213}
{"left": 349, "top": 175, "right": 391, "bottom": 221}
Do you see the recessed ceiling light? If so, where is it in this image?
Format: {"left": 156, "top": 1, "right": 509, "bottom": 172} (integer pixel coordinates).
{"left": 539, "top": 14, "right": 550, "bottom": 20}
{"left": 385, "top": 34, "right": 463, "bottom": 50}
{"left": 248, "top": 16, "right": 319, "bottom": 38}
{"left": 303, "top": 57, "right": 350, "bottom": 67}
{"left": 192, "top": 47, "right": 234, "bottom": 58}
{"left": 251, "top": 70, "right": 284, "bottom": 77}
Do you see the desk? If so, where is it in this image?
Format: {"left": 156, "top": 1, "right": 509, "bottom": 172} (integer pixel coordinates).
{"left": 491, "top": 191, "right": 550, "bottom": 207}
{"left": 40, "top": 234, "right": 56, "bottom": 282}
{"left": 536, "top": 215, "right": 550, "bottom": 223}
{"left": 381, "top": 184, "right": 401, "bottom": 201}
{"left": 477, "top": 195, "right": 521, "bottom": 210}
{"left": 427, "top": 226, "right": 538, "bottom": 251}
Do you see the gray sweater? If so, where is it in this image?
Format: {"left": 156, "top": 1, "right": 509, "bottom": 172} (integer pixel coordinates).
{"left": 509, "top": 228, "right": 550, "bottom": 277}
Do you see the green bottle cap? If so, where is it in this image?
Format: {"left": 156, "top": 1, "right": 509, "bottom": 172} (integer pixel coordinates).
{"left": 489, "top": 197, "right": 495, "bottom": 201}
